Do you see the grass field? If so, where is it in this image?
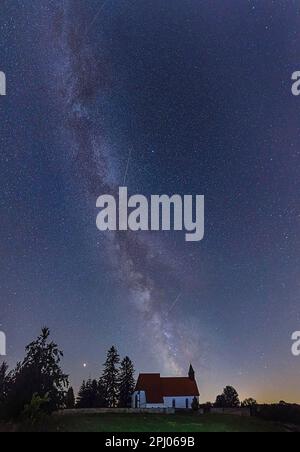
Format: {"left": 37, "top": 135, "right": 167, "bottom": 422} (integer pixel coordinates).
{"left": 7, "top": 413, "right": 285, "bottom": 432}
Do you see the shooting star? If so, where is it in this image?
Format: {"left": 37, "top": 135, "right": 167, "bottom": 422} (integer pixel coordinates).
{"left": 84, "top": 0, "right": 113, "bottom": 37}
{"left": 166, "top": 293, "right": 182, "bottom": 317}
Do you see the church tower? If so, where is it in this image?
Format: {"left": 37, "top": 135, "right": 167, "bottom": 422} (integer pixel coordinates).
{"left": 188, "top": 364, "right": 195, "bottom": 381}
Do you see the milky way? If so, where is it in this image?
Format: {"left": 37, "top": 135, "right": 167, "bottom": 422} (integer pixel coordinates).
{"left": 2, "top": 0, "right": 300, "bottom": 403}
{"left": 53, "top": 0, "right": 202, "bottom": 375}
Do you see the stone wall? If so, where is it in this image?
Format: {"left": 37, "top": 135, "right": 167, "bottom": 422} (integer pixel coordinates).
{"left": 210, "top": 407, "right": 251, "bottom": 417}
{"left": 57, "top": 408, "right": 175, "bottom": 416}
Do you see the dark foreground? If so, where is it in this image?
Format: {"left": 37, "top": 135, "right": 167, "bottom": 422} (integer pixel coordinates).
{"left": 0, "top": 413, "right": 287, "bottom": 432}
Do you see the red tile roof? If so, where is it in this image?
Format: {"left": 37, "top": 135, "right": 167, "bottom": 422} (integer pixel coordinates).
{"left": 135, "top": 374, "right": 200, "bottom": 404}
{"left": 135, "top": 374, "right": 164, "bottom": 403}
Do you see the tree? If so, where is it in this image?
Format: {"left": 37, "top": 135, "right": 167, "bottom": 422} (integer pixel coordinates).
{"left": 5, "top": 327, "right": 68, "bottom": 418}
{"left": 0, "top": 362, "right": 10, "bottom": 418}
{"left": 0, "top": 362, "right": 9, "bottom": 403}
{"left": 102, "top": 346, "right": 120, "bottom": 408}
{"left": 215, "top": 386, "right": 240, "bottom": 408}
{"left": 191, "top": 397, "right": 199, "bottom": 411}
{"left": 76, "top": 381, "right": 87, "bottom": 408}
{"left": 223, "top": 386, "right": 240, "bottom": 408}
{"left": 215, "top": 394, "right": 226, "bottom": 408}
{"left": 76, "top": 379, "right": 94, "bottom": 408}
{"left": 90, "top": 379, "right": 107, "bottom": 408}
{"left": 242, "top": 398, "right": 257, "bottom": 408}
{"left": 119, "top": 356, "right": 135, "bottom": 408}
{"left": 76, "top": 379, "right": 107, "bottom": 409}
{"left": 65, "top": 387, "right": 75, "bottom": 409}
{"left": 22, "top": 393, "right": 50, "bottom": 425}
{"left": 98, "top": 378, "right": 108, "bottom": 408}
{"left": 201, "top": 402, "right": 212, "bottom": 413}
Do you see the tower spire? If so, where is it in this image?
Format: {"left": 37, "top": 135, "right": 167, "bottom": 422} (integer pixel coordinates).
{"left": 189, "top": 364, "right": 195, "bottom": 381}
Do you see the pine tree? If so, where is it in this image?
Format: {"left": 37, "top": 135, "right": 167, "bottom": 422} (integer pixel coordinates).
{"left": 85, "top": 379, "right": 93, "bottom": 408}
{"left": 81, "top": 379, "right": 95, "bottom": 408}
{"left": 119, "top": 356, "right": 135, "bottom": 408}
{"left": 0, "top": 362, "right": 10, "bottom": 418}
{"left": 65, "top": 387, "right": 75, "bottom": 409}
{"left": 5, "top": 328, "right": 68, "bottom": 418}
{"left": 76, "top": 380, "right": 87, "bottom": 408}
{"left": 0, "top": 362, "right": 9, "bottom": 403}
{"left": 102, "top": 346, "right": 120, "bottom": 408}
{"left": 76, "top": 379, "right": 107, "bottom": 408}
{"left": 97, "top": 378, "right": 108, "bottom": 408}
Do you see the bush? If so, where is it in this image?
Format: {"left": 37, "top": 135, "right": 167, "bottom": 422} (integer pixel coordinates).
{"left": 200, "top": 402, "right": 212, "bottom": 414}
{"left": 22, "top": 393, "right": 50, "bottom": 426}
{"left": 192, "top": 397, "right": 199, "bottom": 411}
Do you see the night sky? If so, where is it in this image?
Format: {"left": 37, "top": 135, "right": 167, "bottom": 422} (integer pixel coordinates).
{"left": 1, "top": 0, "right": 300, "bottom": 404}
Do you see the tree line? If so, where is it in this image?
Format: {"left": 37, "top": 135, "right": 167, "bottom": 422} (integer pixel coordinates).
{"left": 201, "top": 386, "right": 257, "bottom": 411}
{"left": 0, "top": 328, "right": 259, "bottom": 422}
{"left": 75, "top": 346, "right": 135, "bottom": 409}
{"left": 0, "top": 328, "right": 135, "bottom": 421}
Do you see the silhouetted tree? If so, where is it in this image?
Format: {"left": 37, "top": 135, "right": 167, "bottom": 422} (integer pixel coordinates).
{"left": 0, "top": 363, "right": 9, "bottom": 402}
{"left": 119, "top": 356, "right": 135, "bottom": 408}
{"left": 91, "top": 380, "right": 100, "bottom": 407}
{"left": 0, "top": 362, "right": 10, "bottom": 418}
{"left": 102, "top": 346, "right": 120, "bottom": 408}
{"left": 77, "top": 379, "right": 93, "bottom": 408}
{"left": 215, "top": 394, "right": 226, "bottom": 408}
{"left": 76, "top": 381, "right": 87, "bottom": 408}
{"left": 76, "top": 379, "right": 107, "bottom": 409}
{"left": 215, "top": 386, "right": 240, "bottom": 408}
{"left": 65, "top": 387, "right": 75, "bottom": 409}
{"left": 242, "top": 398, "right": 257, "bottom": 408}
{"left": 5, "top": 328, "right": 68, "bottom": 418}
{"left": 200, "top": 402, "right": 212, "bottom": 413}
{"left": 223, "top": 386, "right": 240, "bottom": 407}
{"left": 192, "top": 397, "right": 199, "bottom": 411}
{"left": 98, "top": 378, "right": 108, "bottom": 408}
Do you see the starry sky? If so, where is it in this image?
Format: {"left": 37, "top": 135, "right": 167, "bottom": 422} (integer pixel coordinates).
{"left": 1, "top": 0, "right": 300, "bottom": 404}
